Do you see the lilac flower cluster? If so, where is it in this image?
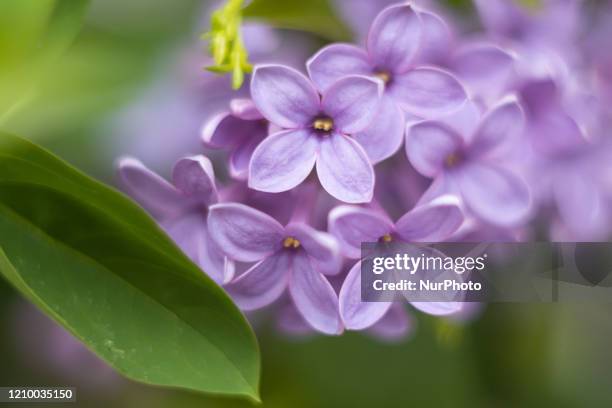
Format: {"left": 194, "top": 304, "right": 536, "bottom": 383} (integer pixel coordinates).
{"left": 117, "top": 2, "right": 612, "bottom": 339}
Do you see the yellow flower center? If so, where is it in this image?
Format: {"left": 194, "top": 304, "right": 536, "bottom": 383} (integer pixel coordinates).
{"left": 374, "top": 70, "right": 391, "bottom": 84}
{"left": 283, "top": 236, "right": 301, "bottom": 249}
{"left": 379, "top": 234, "right": 393, "bottom": 243}
{"left": 445, "top": 153, "right": 461, "bottom": 167}
{"left": 313, "top": 117, "right": 334, "bottom": 132}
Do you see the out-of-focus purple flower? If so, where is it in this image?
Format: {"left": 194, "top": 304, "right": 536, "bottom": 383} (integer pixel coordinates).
{"left": 330, "top": 196, "right": 465, "bottom": 322}
{"left": 406, "top": 97, "right": 531, "bottom": 227}
{"left": 585, "top": 6, "right": 612, "bottom": 107}
{"left": 450, "top": 43, "right": 517, "bottom": 106}
{"left": 249, "top": 64, "right": 383, "bottom": 203}
{"left": 117, "top": 155, "right": 234, "bottom": 284}
{"left": 474, "top": 0, "right": 582, "bottom": 52}
{"left": 307, "top": 4, "right": 467, "bottom": 163}
{"left": 207, "top": 203, "right": 343, "bottom": 334}
{"left": 12, "top": 301, "right": 121, "bottom": 391}
{"left": 366, "top": 303, "right": 414, "bottom": 342}
{"left": 202, "top": 98, "right": 269, "bottom": 180}
{"left": 530, "top": 140, "right": 612, "bottom": 240}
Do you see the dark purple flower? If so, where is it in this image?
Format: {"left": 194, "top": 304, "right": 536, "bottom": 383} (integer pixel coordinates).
{"left": 117, "top": 155, "right": 234, "bottom": 284}
{"left": 406, "top": 97, "right": 532, "bottom": 227}
{"left": 249, "top": 64, "right": 383, "bottom": 203}
{"left": 207, "top": 203, "right": 343, "bottom": 334}
{"left": 202, "top": 98, "right": 269, "bottom": 180}
{"left": 307, "top": 4, "right": 467, "bottom": 163}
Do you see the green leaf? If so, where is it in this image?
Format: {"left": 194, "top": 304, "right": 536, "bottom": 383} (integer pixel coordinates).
{"left": 243, "top": 0, "right": 352, "bottom": 41}
{"left": 0, "top": 133, "right": 260, "bottom": 401}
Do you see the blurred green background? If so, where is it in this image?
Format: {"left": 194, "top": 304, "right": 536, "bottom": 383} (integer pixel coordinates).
{"left": 1, "top": 0, "right": 612, "bottom": 406}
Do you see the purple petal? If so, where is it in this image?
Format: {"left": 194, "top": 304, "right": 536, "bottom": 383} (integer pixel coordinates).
{"left": 339, "top": 261, "right": 393, "bottom": 330}
{"left": 367, "top": 4, "right": 422, "bottom": 73}
{"left": 470, "top": 97, "right": 524, "bottom": 157}
{"left": 201, "top": 112, "right": 251, "bottom": 148}
{"left": 163, "top": 214, "right": 234, "bottom": 284}
{"left": 229, "top": 98, "right": 264, "bottom": 120}
{"left": 276, "top": 303, "right": 316, "bottom": 337}
{"left": 389, "top": 67, "right": 467, "bottom": 117}
{"left": 207, "top": 203, "right": 284, "bottom": 262}
{"left": 285, "top": 223, "right": 341, "bottom": 276}
{"left": 415, "top": 9, "right": 453, "bottom": 65}
{"left": 395, "top": 195, "right": 464, "bottom": 242}
{"left": 225, "top": 251, "right": 290, "bottom": 310}
{"left": 368, "top": 304, "right": 413, "bottom": 341}
{"left": 228, "top": 128, "right": 267, "bottom": 180}
{"left": 316, "top": 132, "right": 375, "bottom": 203}
{"left": 333, "top": 0, "right": 398, "bottom": 44}
{"left": 411, "top": 301, "right": 463, "bottom": 316}
{"left": 117, "top": 157, "right": 182, "bottom": 220}
{"left": 452, "top": 44, "right": 515, "bottom": 104}
{"left": 321, "top": 75, "right": 383, "bottom": 134}
{"left": 328, "top": 206, "right": 394, "bottom": 258}
{"left": 554, "top": 171, "right": 606, "bottom": 239}
{"left": 405, "top": 121, "right": 464, "bottom": 178}
{"left": 249, "top": 129, "right": 318, "bottom": 193}
{"left": 307, "top": 43, "right": 372, "bottom": 92}
{"left": 530, "top": 109, "right": 586, "bottom": 156}
{"left": 250, "top": 64, "right": 320, "bottom": 128}
{"left": 455, "top": 163, "right": 531, "bottom": 227}
{"left": 172, "top": 156, "right": 218, "bottom": 205}
{"left": 289, "top": 251, "right": 343, "bottom": 335}
{"left": 353, "top": 96, "right": 405, "bottom": 164}
{"left": 435, "top": 99, "right": 482, "bottom": 140}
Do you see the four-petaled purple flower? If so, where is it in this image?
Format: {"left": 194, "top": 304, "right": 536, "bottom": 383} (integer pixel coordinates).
{"left": 118, "top": 155, "right": 234, "bottom": 284}
{"left": 207, "top": 203, "right": 343, "bottom": 334}
{"left": 328, "top": 195, "right": 465, "bottom": 329}
{"left": 406, "top": 97, "right": 532, "bottom": 227}
{"left": 248, "top": 64, "right": 383, "bottom": 203}
{"left": 307, "top": 3, "right": 467, "bottom": 164}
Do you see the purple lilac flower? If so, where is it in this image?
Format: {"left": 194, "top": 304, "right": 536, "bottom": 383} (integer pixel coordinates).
{"left": 474, "top": 0, "right": 581, "bottom": 53}
{"left": 328, "top": 196, "right": 464, "bottom": 259}
{"left": 109, "top": 0, "right": 612, "bottom": 340}
{"left": 118, "top": 155, "right": 234, "bottom": 284}
{"left": 406, "top": 97, "right": 531, "bottom": 227}
{"left": 207, "top": 203, "right": 343, "bottom": 334}
{"left": 329, "top": 195, "right": 465, "bottom": 325}
{"left": 202, "top": 98, "right": 269, "bottom": 180}
{"left": 248, "top": 64, "right": 383, "bottom": 203}
{"left": 307, "top": 3, "right": 467, "bottom": 163}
